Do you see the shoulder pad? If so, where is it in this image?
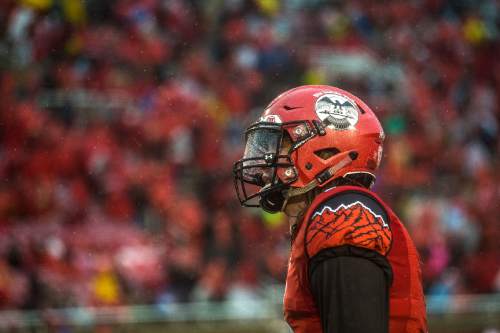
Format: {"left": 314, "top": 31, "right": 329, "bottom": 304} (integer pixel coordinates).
{"left": 305, "top": 190, "right": 392, "bottom": 258}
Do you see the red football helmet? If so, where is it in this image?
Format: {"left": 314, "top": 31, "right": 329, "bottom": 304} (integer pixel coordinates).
{"left": 233, "top": 85, "right": 385, "bottom": 213}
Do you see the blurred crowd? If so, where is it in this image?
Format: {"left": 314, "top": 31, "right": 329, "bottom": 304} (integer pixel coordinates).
{"left": 0, "top": 0, "right": 499, "bottom": 311}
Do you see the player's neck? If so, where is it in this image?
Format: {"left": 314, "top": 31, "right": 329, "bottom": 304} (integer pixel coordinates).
{"left": 284, "top": 197, "right": 309, "bottom": 235}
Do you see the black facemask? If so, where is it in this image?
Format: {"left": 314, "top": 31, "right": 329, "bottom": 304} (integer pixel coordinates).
{"left": 233, "top": 122, "right": 297, "bottom": 212}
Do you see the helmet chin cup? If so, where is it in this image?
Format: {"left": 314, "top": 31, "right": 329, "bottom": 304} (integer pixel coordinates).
{"left": 259, "top": 185, "right": 286, "bottom": 213}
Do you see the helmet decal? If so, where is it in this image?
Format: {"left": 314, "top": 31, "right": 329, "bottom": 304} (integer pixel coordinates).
{"left": 314, "top": 93, "right": 359, "bottom": 130}
{"left": 259, "top": 114, "right": 282, "bottom": 123}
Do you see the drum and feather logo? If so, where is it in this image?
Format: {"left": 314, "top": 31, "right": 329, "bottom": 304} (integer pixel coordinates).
{"left": 314, "top": 93, "right": 359, "bottom": 130}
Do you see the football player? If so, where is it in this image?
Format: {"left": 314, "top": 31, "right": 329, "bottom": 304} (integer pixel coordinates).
{"left": 234, "top": 85, "right": 427, "bottom": 333}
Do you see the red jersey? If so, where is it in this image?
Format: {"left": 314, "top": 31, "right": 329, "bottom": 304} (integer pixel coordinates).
{"left": 283, "top": 185, "right": 427, "bottom": 333}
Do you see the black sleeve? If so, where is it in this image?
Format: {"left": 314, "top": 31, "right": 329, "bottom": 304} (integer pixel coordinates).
{"left": 309, "top": 246, "right": 391, "bottom": 333}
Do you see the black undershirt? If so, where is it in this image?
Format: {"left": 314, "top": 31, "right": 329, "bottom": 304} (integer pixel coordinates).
{"left": 309, "top": 245, "right": 392, "bottom": 333}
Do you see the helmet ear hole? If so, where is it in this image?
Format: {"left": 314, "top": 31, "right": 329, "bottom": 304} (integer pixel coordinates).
{"left": 314, "top": 148, "right": 340, "bottom": 160}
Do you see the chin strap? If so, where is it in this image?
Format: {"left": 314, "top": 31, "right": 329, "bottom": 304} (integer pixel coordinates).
{"left": 283, "top": 151, "right": 359, "bottom": 203}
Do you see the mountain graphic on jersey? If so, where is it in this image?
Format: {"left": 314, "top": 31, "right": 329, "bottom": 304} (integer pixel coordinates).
{"left": 306, "top": 201, "right": 392, "bottom": 256}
